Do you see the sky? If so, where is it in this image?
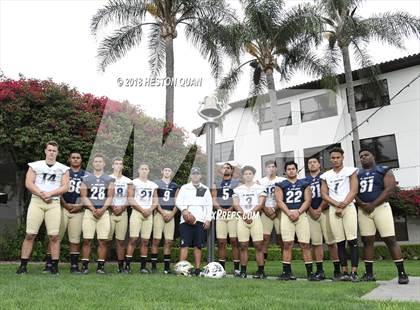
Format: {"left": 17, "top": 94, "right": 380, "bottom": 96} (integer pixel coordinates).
{"left": 1, "top": 0, "right": 419, "bottom": 136}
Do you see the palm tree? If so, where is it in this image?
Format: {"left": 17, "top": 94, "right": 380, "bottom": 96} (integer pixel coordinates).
{"left": 317, "top": 0, "right": 420, "bottom": 165}
{"left": 216, "top": 0, "right": 323, "bottom": 164}
{"left": 91, "top": 0, "right": 234, "bottom": 127}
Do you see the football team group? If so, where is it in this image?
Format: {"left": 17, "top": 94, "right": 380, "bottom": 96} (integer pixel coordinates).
{"left": 15, "top": 140, "right": 409, "bottom": 284}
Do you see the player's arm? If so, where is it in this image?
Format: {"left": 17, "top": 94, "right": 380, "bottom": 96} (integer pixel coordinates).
{"left": 232, "top": 195, "right": 244, "bottom": 216}
{"left": 151, "top": 189, "right": 158, "bottom": 211}
{"left": 60, "top": 196, "right": 73, "bottom": 212}
{"left": 171, "top": 188, "right": 180, "bottom": 217}
{"left": 319, "top": 199, "right": 329, "bottom": 211}
{"left": 298, "top": 186, "right": 312, "bottom": 215}
{"left": 80, "top": 182, "right": 95, "bottom": 212}
{"left": 46, "top": 170, "right": 70, "bottom": 198}
{"left": 369, "top": 170, "right": 397, "bottom": 208}
{"left": 25, "top": 167, "right": 44, "bottom": 197}
{"left": 340, "top": 172, "right": 358, "bottom": 207}
{"left": 102, "top": 181, "right": 114, "bottom": 211}
{"left": 203, "top": 187, "right": 213, "bottom": 229}
{"left": 320, "top": 179, "right": 340, "bottom": 208}
{"left": 124, "top": 183, "right": 134, "bottom": 212}
{"left": 275, "top": 186, "right": 290, "bottom": 216}
{"left": 252, "top": 195, "right": 266, "bottom": 213}
{"left": 211, "top": 187, "right": 223, "bottom": 211}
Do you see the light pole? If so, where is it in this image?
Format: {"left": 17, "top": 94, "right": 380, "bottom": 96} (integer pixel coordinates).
{"left": 198, "top": 95, "right": 223, "bottom": 263}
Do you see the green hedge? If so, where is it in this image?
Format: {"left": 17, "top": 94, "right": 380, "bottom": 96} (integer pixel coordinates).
{"left": 1, "top": 226, "right": 419, "bottom": 262}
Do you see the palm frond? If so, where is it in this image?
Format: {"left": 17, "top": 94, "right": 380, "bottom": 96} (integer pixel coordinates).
{"left": 91, "top": 0, "right": 147, "bottom": 35}
{"left": 97, "top": 22, "right": 146, "bottom": 71}
{"left": 247, "top": 70, "right": 267, "bottom": 110}
{"left": 363, "top": 12, "right": 420, "bottom": 49}
{"left": 147, "top": 24, "right": 166, "bottom": 77}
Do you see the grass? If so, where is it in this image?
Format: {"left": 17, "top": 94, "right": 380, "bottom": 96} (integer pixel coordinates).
{"left": 0, "top": 260, "right": 419, "bottom": 309}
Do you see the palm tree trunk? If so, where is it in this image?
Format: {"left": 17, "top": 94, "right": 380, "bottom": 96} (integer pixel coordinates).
{"left": 165, "top": 35, "right": 175, "bottom": 125}
{"left": 341, "top": 46, "right": 361, "bottom": 166}
{"left": 265, "top": 69, "right": 282, "bottom": 163}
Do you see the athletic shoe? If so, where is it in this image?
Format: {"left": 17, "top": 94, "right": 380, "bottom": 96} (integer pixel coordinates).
{"left": 277, "top": 272, "right": 297, "bottom": 281}
{"left": 96, "top": 267, "right": 106, "bottom": 274}
{"left": 50, "top": 267, "right": 60, "bottom": 276}
{"left": 194, "top": 269, "right": 201, "bottom": 277}
{"left": 361, "top": 273, "right": 376, "bottom": 282}
{"left": 398, "top": 272, "right": 409, "bottom": 284}
{"left": 307, "top": 273, "right": 321, "bottom": 281}
{"left": 16, "top": 266, "right": 27, "bottom": 275}
{"left": 239, "top": 272, "right": 247, "bottom": 279}
{"left": 316, "top": 270, "right": 326, "bottom": 280}
{"left": 117, "top": 268, "right": 124, "bottom": 274}
{"left": 70, "top": 267, "right": 81, "bottom": 274}
{"left": 163, "top": 269, "right": 172, "bottom": 275}
{"left": 332, "top": 272, "right": 342, "bottom": 281}
{"left": 123, "top": 266, "right": 131, "bottom": 274}
{"left": 42, "top": 265, "right": 52, "bottom": 274}
{"left": 252, "top": 271, "right": 266, "bottom": 279}
{"left": 140, "top": 268, "right": 150, "bottom": 274}
{"left": 350, "top": 272, "right": 359, "bottom": 282}
{"left": 338, "top": 272, "right": 350, "bottom": 281}
{"left": 234, "top": 269, "right": 241, "bottom": 277}
{"left": 81, "top": 266, "right": 89, "bottom": 275}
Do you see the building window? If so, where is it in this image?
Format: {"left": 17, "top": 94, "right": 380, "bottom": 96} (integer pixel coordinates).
{"left": 354, "top": 134, "right": 399, "bottom": 168}
{"left": 300, "top": 93, "right": 337, "bottom": 122}
{"left": 259, "top": 102, "right": 292, "bottom": 130}
{"left": 261, "top": 151, "right": 294, "bottom": 177}
{"left": 215, "top": 141, "right": 234, "bottom": 163}
{"left": 303, "top": 144, "right": 341, "bottom": 173}
{"left": 348, "top": 79, "right": 390, "bottom": 112}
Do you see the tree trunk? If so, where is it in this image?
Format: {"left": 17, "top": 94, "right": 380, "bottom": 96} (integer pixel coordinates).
{"left": 265, "top": 69, "right": 282, "bottom": 164}
{"left": 165, "top": 35, "right": 175, "bottom": 125}
{"left": 341, "top": 46, "right": 361, "bottom": 167}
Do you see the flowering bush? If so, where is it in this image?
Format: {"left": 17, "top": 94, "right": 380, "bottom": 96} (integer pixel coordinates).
{"left": 389, "top": 187, "right": 420, "bottom": 217}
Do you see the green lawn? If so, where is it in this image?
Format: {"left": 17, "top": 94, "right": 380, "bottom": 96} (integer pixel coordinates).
{"left": 0, "top": 261, "right": 419, "bottom": 309}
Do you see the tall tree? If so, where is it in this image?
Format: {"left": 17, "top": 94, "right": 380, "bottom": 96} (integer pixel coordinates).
{"left": 216, "top": 0, "right": 323, "bottom": 164}
{"left": 91, "top": 0, "right": 234, "bottom": 128}
{"left": 317, "top": 0, "right": 420, "bottom": 165}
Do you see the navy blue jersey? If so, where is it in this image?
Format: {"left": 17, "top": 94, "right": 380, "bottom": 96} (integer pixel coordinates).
{"left": 357, "top": 165, "right": 390, "bottom": 203}
{"left": 155, "top": 180, "right": 179, "bottom": 211}
{"left": 276, "top": 179, "right": 309, "bottom": 210}
{"left": 62, "top": 169, "right": 88, "bottom": 204}
{"left": 216, "top": 178, "right": 240, "bottom": 209}
{"left": 83, "top": 173, "right": 114, "bottom": 209}
{"left": 305, "top": 174, "right": 325, "bottom": 210}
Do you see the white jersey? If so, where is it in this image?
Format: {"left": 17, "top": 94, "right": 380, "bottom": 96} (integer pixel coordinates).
{"left": 28, "top": 160, "right": 69, "bottom": 196}
{"left": 133, "top": 179, "right": 158, "bottom": 209}
{"left": 233, "top": 183, "right": 267, "bottom": 213}
{"left": 110, "top": 174, "right": 132, "bottom": 207}
{"left": 258, "top": 176, "right": 285, "bottom": 208}
{"left": 320, "top": 167, "right": 358, "bottom": 202}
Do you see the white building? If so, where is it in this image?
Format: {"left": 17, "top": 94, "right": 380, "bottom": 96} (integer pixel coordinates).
{"left": 197, "top": 53, "right": 420, "bottom": 188}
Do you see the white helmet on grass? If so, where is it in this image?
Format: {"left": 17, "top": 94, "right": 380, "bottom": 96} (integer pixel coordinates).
{"left": 174, "top": 261, "right": 194, "bottom": 276}
{"left": 202, "top": 262, "right": 226, "bottom": 278}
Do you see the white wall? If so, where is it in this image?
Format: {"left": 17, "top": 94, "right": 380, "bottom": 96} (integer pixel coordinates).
{"left": 197, "top": 64, "right": 420, "bottom": 188}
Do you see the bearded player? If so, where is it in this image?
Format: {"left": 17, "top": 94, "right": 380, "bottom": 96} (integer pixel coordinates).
{"left": 356, "top": 148, "right": 409, "bottom": 284}
{"left": 212, "top": 163, "right": 240, "bottom": 275}
{"left": 16, "top": 141, "right": 70, "bottom": 275}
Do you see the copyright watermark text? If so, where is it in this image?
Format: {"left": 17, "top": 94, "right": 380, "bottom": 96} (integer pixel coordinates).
{"left": 117, "top": 77, "right": 203, "bottom": 88}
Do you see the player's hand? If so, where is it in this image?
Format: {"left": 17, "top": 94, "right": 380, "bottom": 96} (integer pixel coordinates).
{"left": 163, "top": 213, "right": 171, "bottom": 222}
{"left": 142, "top": 208, "right": 152, "bottom": 218}
{"left": 335, "top": 208, "right": 343, "bottom": 218}
{"left": 337, "top": 202, "right": 347, "bottom": 209}
{"left": 72, "top": 204, "right": 83, "bottom": 213}
{"left": 289, "top": 211, "right": 299, "bottom": 222}
{"left": 92, "top": 209, "right": 101, "bottom": 219}
{"left": 203, "top": 221, "right": 210, "bottom": 230}
{"left": 363, "top": 203, "right": 375, "bottom": 214}
{"left": 269, "top": 211, "right": 277, "bottom": 220}
{"left": 310, "top": 208, "right": 321, "bottom": 220}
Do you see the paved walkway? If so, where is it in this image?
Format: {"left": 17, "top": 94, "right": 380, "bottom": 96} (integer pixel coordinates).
{"left": 362, "top": 277, "right": 420, "bottom": 302}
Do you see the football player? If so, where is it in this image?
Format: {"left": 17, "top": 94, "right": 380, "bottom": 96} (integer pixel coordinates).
{"left": 16, "top": 141, "right": 70, "bottom": 275}
{"left": 320, "top": 147, "right": 359, "bottom": 282}
{"left": 176, "top": 167, "right": 212, "bottom": 276}
{"left": 257, "top": 160, "right": 285, "bottom": 261}
{"left": 108, "top": 157, "right": 133, "bottom": 273}
{"left": 80, "top": 154, "right": 114, "bottom": 274}
{"left": 212, "top": 163, "right": 240, "bottom": 275}
{"left": 356, "top": 148, "right": 409, "bottom": 284}
{"left": 43, "top": 151, "right": 86, "bottom": 273}
{"left": 306, "top": 156, "right": 340, "bottom": 280}
{"left": 233, "top": 165, "right": 266, "bottom": 279}
{"left": 151, "top": 167, "right": 179, "bottom": 274}
{"left": 126, "top": 163, "right": 158, "bottom": 273}
{"left": 275, "top": 161, "right": 319, "bottom": 281}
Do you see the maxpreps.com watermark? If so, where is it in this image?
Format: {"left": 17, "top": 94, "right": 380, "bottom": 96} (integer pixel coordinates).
{"left": 117, "top": 77, "right": 203, "bottom": 88}
{"left": 211, "top": 210, "right": 261, "bottom": 221}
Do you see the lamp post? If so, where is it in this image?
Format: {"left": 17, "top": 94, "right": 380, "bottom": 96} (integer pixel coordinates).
{"left": 198, "top": 95, "right": 223, "bottom": 263}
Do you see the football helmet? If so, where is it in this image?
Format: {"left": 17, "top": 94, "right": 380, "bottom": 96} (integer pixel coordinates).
{"left": 202, "top": 262, "right": 226, "bottom": 278}
{"left": 174, "top": 261, "right": 194, "bottom": 276}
